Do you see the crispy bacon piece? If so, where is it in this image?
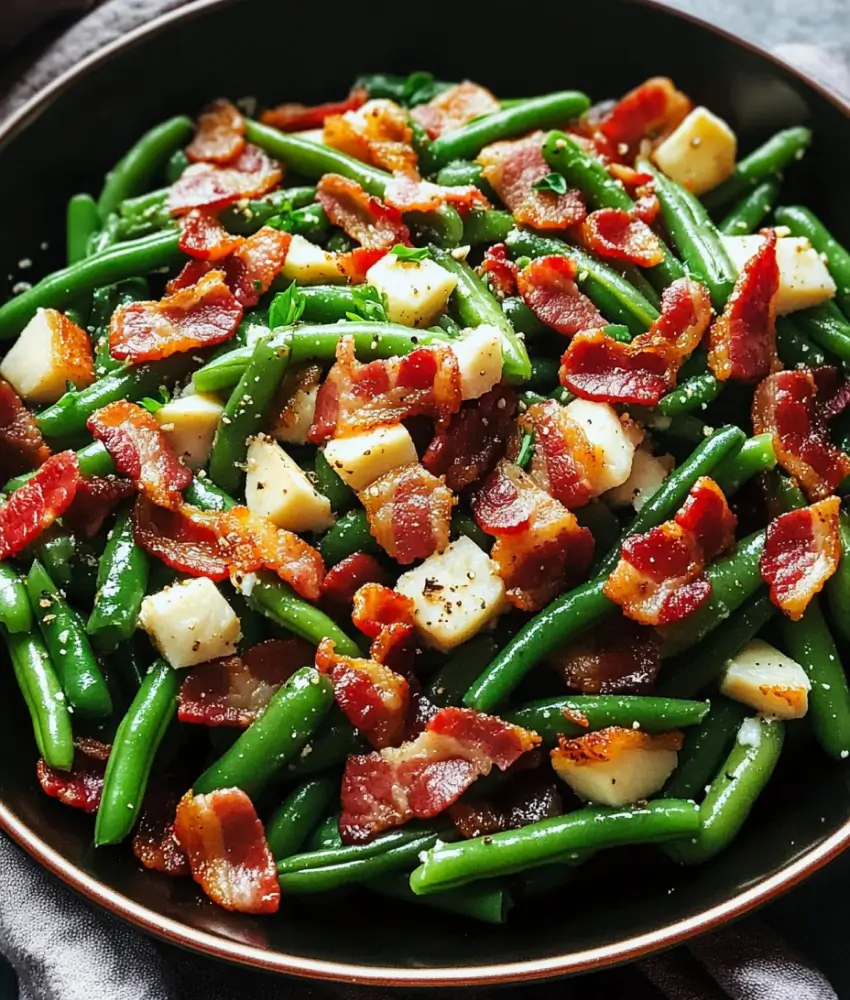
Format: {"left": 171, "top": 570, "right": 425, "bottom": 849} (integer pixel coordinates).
{"left": 260, "top": 87, "right": 367, "bottom": 131}
{"left": 598, "top": 77, "right": 691, "bottom": 155}
{"left": 339, "top": 706, "right": 540, "bottom": 842}
{"left": 479, "top": 243, "right": 518, "bottom": 299}
{"left": 316, "top": 174, "right": 409, "bottom": 250}
{"left": 308, "top": 336, "right": 462, "bottom": 443}
{"left": 411, "top": 81, "right": 500, "bottom": 139}
{"left": 553, "top": 726, "right": 684, "bottom": 766}
{"left": 132, "top": 783, "right": 189, "bottom": 876}
{"left": 63, "top": 475, "right": 135, "bottom": 538}
{"left": 178, "top": 210, "right": 244, "bottom": 260}
{"left": 88, "top": 401, "right": 192, "bottom": 508}
{"left": 173, "top": 789, "right": 280, "bottom": 914}
{"left": 516, "top": 255, "right": 606, "bottom": 337}
{"left": 335, "top": 246, "right": 388, "bottom": 283}
{"left": 582, "top": 208, "right": 664, "bottom": 267}
{"left": 351, "top": 581, "right": 416, "bottom": 677}
{"left": 760, "top": 496, "right": 840, "bottom": 620}
{"left": 709, "top": 230, "right": 780, "bottom": 383}
{"left": 321, "top": 552, "right": 390, "bottom": 611}
{"left": 449, "top": 770, "right": 563, "bottom": 839}
{"left": 752, "top": 369, "right": 850, "bottom": 501}
{"left": 221, "top": 226, "right": 292, "bottom": 306}
{"left": 473, "top": 461, "right": 593, "bottom": 610}
{"left": 167, "top": 144, "right": 283, "bottom": 215}
{"left": 815, "top": 366, "right": 850, "bottom": 421}
{"left": 520, "top": 399, "right": 597, "bottom": 509}
{"left": 109, "top": 270, "right": 243, "bottom": 363}
{"left": 0, "top": 379, "right": 50, "bottom": 477}
{"left": 551, "top": 617, "right": 660, "bottom": 694}
{"left": 604, "top": 477, "right": 736, "bottom": 625}
{"left": 0, "top": 451, "right": 79, "bottom": 559}
{"left": 359, "top": 464, "right": 454, "bottom": 565}
{"left": 324, "top": 98, "right": 418, "bottom": 177}
{"left": 178, "top": 638, "right": 313, "bottom": 727}
{"left": 36, "top": 738, "right": 110, "bottom": 813}
{"left": 382, "top": 176, "right": 489, "bottom": 215}
{"left": 186, "top": 98, "right": 246, "bottom": 165}
{"left": 478, "top": 132, "right": 587, "bottom": 230}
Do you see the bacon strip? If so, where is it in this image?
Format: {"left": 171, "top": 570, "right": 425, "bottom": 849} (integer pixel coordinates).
{"left": 260, "top": 87, "right": 367, "bottom": 131}
{"left": 516, "top": 255, "right": 606, "bottom": 337}
{"left": 186, "top": 99, "right": 246, "bottom": 165}
{"left": 382, "top": 176, "right": 489, "bottom": 215}
{"left": 323, "top": 99, "right": 418, "bottom": 177}
{"left": 178, "top": 210, "right": 245, "bottom": 261}
{"left": 339, "top": 706, "right": 540, "bottom": 843}
{"left": 173, "top": 789, "right": 280, "bottom": 914}
{"left": 582, "top": 208, "right": 664, "bottom": 267}
{"left": 132, "top": 782, "right": 189, "bottom": 876}
{"left": 449, "top": 769, "right": 563, "bottom": 839}
{"left": 411, "top": 82, "right": 500, "bottom": 139}
{"left": 321, "top": 551, "right": 390, "bottom": 612}
{"left": 36, "top": 738, "right": 110, "bottom": 813}
{"left": 760, "top": 496, "right": 840, "bottom": 620}
{"left": 597, "top": 77, "right": 691, "bottom": 155}
{"left": 316, "top": 174, "right": 409, "bottom": 250}
{"left": 551, "top": 617, "right": 660, "bottom": 694}
{"left": 479, "top": 243, "right": 518, "bottom": 299}
{"left": 0, "top": 379, "right": 50, "bottom": 477}
{"left": 519, "top": 399, "right": 598, "bottom": 509}
{"left": 168, "top": 145, "right": 283, "bottom": 215}
{"left": 351, "top": 582, "right": 417, "bottom": 676}
{"left": 0, "top": 451, "right": 79, "bottom": 559}
{"left": 63, "top": 475, "right": 135, "bottom": 538}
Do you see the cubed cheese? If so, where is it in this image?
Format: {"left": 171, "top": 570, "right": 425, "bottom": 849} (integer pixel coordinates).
{"left": 138, "top": 577, "right": 241, "bottom": 669}
{"left": 272, "top": 385, "right": 319, "bottom": 445}
{"left": 551, "top": 728, "right": 680, "bottom": 807}
{"left": 0, "top": 308, "right": 92, "bottom": 405}
{"left": 720, "top": 639, "right": 810, "bottom": 719}
{"left": 281, "top": 235, "right": 347, "bottom": 285}
{"left": 322, "top": 424, "right": 417, "bottom": 491}
{"left": 565, "top": 399, "right": 638, "bottom": 495}
{"left": 652, "top": 106, "right": 737, "bottom": 195}
{"left": 366, "top": 254, "right": 457, "bottom": 328}
{"left": 722, "top": 234, "right": 837, "bottom": 314}
{"left": 605, "top": 449, "right": 675, "bottom": 511}
{"left": 395, "top": 536, "right": 508, "bottom": 652}
{"left": 154, "top": 392, "right": 223, "bottom": 471}
{"left": 296, "top": 128, "right": 326, "bottom": 144}
{"left": 451, "top": 325, "right": 503, "bottom": 399}
{"left": 245, "top": 434, "right": 333, "bottom": 533}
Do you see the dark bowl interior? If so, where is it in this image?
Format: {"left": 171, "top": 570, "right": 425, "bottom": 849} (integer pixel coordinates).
{"left": 2, "top": 0, "right": 850, "bottom": 984}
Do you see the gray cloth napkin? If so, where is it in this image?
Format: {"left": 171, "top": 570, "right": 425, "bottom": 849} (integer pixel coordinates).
{"left": 0, "top": 2, "right": 847, "bottom": 998}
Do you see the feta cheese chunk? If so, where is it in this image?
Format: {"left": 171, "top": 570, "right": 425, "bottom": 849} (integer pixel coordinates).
{"left": 451, "top": 325, "right": 503, "bottom": 399}
{"left": 395, "top": 536, "right": 507, "bottom": 652}
{"left": 722, "top": 234, "right": 837, "bottom": 314}
{"left": 0, "top": 307, "right": 93, "bottom": 405}
{"left": 154, "top": 392, "right": 223, "bottom": 471}
{"left": 366, "top": 253, "right": 457, "bottom": 328}
{"left": 565, "top": 398, "right": 638, "bottom": 495}
{"left": 322, "top": 424, "right": 417, "bottom": 491}
{"left": 652, "top": 106, "right": 737, "bottom": 195}
{"left": 139, "top": 577, "right": 241, "bottom": 669}
{"left": 245, "top": 434, "right": 333, "bottom": 533}
{"left": 605, "top": 449, "right": 675, "bottom": 511}
{"left": 720, "top": 639, "right": 810, "bottom": 719}
{"left": 281, "top": 235, "right": 346, "bottom": 285}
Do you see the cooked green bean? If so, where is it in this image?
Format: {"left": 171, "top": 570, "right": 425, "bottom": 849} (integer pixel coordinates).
{"left": 462, "top": 209, "right": 514, "bottom": 246}
{"left": 86, "top": 507, "right": 149, "bottom": 653}
{"left": 775, "top": 315, "right": 828, "bottom": 368}
{"left": 265, "top": 776, "right": 339, "bottom": 861}
{"left": 425, "top": 636, "right": 499, "bottom": 708}
{"left": 663, "top": 698, "right": 749, "bottom": 801}
{"left": 792, "top": 301, "right": 850, "bottom": 361}
{"left": 717, "top": 177, "right": 781, "bottom": 235}
{"left": 367, "top": 874, "right": 512, "bottom": 924}
{"left": 66, "top": 194, "right": 101, "bottom": 265}
{"left": 703, "top": 127, "right": 811, "bottom": 210}
{"left": 285, "top": 708, "right": 367, "bottom": 779}
{"left": 826, "top": 511, "right": 850, "bottom": 646}
{"left": 313, "top": 449, "right": 356, "bottom": 512}
{"left": 0, "top": 562, "right": 33, "bottom": 633}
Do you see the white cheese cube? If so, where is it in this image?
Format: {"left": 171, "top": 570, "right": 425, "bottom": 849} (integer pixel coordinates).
{"left": 138, "top": 577, "right": 241, "bottom": 669}
{"left": 0, "top": 308, "right": 91, "bottom": 405}
{"left": 451, "top": 325, "right": 503, "bottom": 399}
{"left": 366, "top": 254, "right": 457, "bottom": 328}
{"left": 296, "top": 128, "right": 326, "bottom": 145}
{"left": 322, "top": 424, "right": 417, "bottom": 491}
{"left": 395, "top": 536, "right": 507, "bottom": 652}
{"left": 281, "top": 235, "right": 347, "bottom": 285}
{"left": 652, "top": 106, "right": 737, "bottom": 195}
{"left": 154, "top": 392, "right": 223, "bottom": 471}
{"left": 272, "top": 385, "right": 319, "bottom": 445}
{"left": 605, "top": 449, "right": 675, "bottom": 511}
{"left": 722, "top": 234, "right": 837, "bottom": 314}
{"left": 720, "top": 639, "right": 810, "bottom": 719}
{"left": 565, "top": 399, "right": 638, "bottom": 495}
{"left": 245, "top": 435, "right": 333, "bottom": 533}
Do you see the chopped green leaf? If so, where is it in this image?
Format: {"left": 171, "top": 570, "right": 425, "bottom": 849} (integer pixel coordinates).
{"left": 390, "top": 244, "right": 430, "bottom": 263}
{"left": 516, "top": 429, "right": 535, "bottom": 469}
{"left": 532, "top": 172, "right": 568, "bottom": 195}
{"left": 346, "top": 285, "right": 390, "bottom": 323}
{"left": 139, "top": 387, "right": 170, "bottom": 414}
{"left": 269, "top": 282, "right": 306, "bottom": 328}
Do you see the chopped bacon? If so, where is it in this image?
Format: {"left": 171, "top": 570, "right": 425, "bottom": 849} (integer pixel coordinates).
{"left": 411, "top": 81, "right": 500, "bottom": 139}
{"left": 321, "top": 552, "right": 390, "bottom": 612}
{"left": 0, "top": 379, "right": 50, "bottom": 477}
{"left": 473, "top": 461, "right": 593, "bottom": 610}
{"left": 186, "top": 99, "right": 246, "bottom": 165}
{"left": 323, "top": 99, "right": 418, "bottom": 177}
{"left": 339, "top": 706, "right": 540, "bottom": 842}
{"left": 553, "top": 726, "right": 684, "bottom": 766}
{"left": 760, "top": 496, "right": 841, "bottom": 620}
{"left": 582, "top": 208, "right": 664, "bottom": 267}
{"left": 382, "top": 176, "right": 489, "bottom": 215}
{"left": 449, "top": 770, "right": 563, "bottom": 839}
{"left": 814, "top": 366, "right": 850, "bottom": 421}
{"left": 479, "top": 243, "right": 518, "bottom": 299}
{"left": 173, "top": 789, "right": 280, "bottom": 914}
{"left": 178, "top": 638, "right": 313, "bottom": 727}
{"left": 351, "top": 582, "right": 416, "bottom": 677}
{"left": 422, "top": 386, "right": 517, "bottom": 492}
{"left": 335, "top": 246, "right": 388, "bottom": 283}
{"left": 308, "top": 336, "right": 462, "bottom": 443}
{"left": 36, "top": 738, "right": 110, "bottom": 813}
{"left": 709, "top": 230, "right": 780, "bottom": 383}
{"left": 109, "top": 270, "right": 243, "bottom": 363}
{"left": 516, "top": 255, "right": 606, "bottom": 337}
{"left": 519, "top": 399, "right": 597, "bottom": 509}
{"left": 478, "top": 132, "right": 587, "bottom": 230}
{"left": 598, "top": 77, "right": 691, "bottom": 156}
{"left": 88, "top": 401, "right": 192, "bottom": 508}
{"left": 220, "top": 226, "right": 292, "bottom": 307}
{"left": 604, "top": 477, "right": 736, "bottom": 625}
{"left": 316, "top": 174, "right": 409, "bottom": 250}
{"left": 62, "top": 475, "right": 135, "bottom": 538}
{"left": 752, "top": 369, "right": 850, "bottom": 501}
{"left": 0, "top": 451, "right": 79, "bottom": 559}
{"left": 178, "top": 210, "right": 245, "bottom": 260}
{"left": 551, "top": 617, "right": 660, "bottom": 694}
{"left": 132, "top": 783, "right": 189, "bottom": 876}
{"left": 260, "top": 87, "right": 367, "bottom": 131}
{"left": 359, "top": 464, "right": 454, "bottom": 565}
{"left": 167, "top": 144, "right": 283, "bottom": 215}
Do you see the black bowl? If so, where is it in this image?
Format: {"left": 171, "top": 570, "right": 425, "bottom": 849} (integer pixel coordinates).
{"left": 1, "top": 0, "right": 850, "bottom": 985}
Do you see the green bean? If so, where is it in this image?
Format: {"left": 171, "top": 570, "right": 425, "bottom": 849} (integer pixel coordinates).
{"left": 313, "top": 450, "right": 355, "bottom": 512}
{"left": 356, "top": 71, "right": 451, "bottom": 107}
{"left": 428, "top": 92, "right": 590, "bottom": 167}
{"left": 192, "top": 666, "right": 334, "bottom": 798}
{"left": 407, "top": 204, "right": 464, "bottom": 248}
{"left": 308, "top": 813, "right": 343, "bottom": 851}
{"left": 791, "top": 301, "right": 850, "bottom": 362}
{"left": 774, "top": 205, "right": 850, "bottom": 316}
{"left": 318, "top": 509, "right": 377, "bottom": 567}
{"left": 165, "top": 149, "right": 190, "bottom": 185}
{"left": 367, "top": 874, "right": 512, "bottom": 924}
{"left": 502, "top": 297, "right": 546, "bottom": 340}
{"left": 658, "top": 372, "right": 723, "bottom": 416}
{"left": 265, "top": 776, "right": 338, "bottom": 861}
{"left": 665, "top": 716, "right": 784, "bottom": 864}
{"left": 26, "top": 560, "right": 112, "bottom": 717}
{"left": 0, "top": 562, "right": 33, "bottom": 633}
{"left": 826, "top": 511, "right": 850, "bottom": 646}
{"left": 87, "top": 213, "right": 120, "bottom": 257}
{"left": 279, "top": 825, "right": 434, "bottom": 872}
{"left": 410, "top": 800, "right": 699, "bottom": 893}
{"left": 91, "top": 278, "right": 151, "bottom": 377}
{"left": 436, "top": 160, "right": 496, "bottom": 199}
{"left": 663, "top": 698, "right": 748, "bottom": 801}
{"left": 86, "top": 508, "right": 149, "bottom": 653}
{"left": 711, "top": 433, "right": 776, "bottom": 495}
{"left": 450, "top": 513, "right": 492, "bottom": 552}
{"left": 285, "top": 708, "right": 367, "bottom": 779}
{"left": 183, "top": 476, "right": 236, "bottom": 511}
{"left": 703, "top": 127, "right": 812, "bottom": 210}
{"left": 97, "top": 116, "right": 194, "bottom": 221}
{"left": 94, "top": 660, "right": 180, "bottom": 845}
{"left": 2, "top": 628, "right": 74, "bottom": 770}
{"left": 116, "top": 188, "right": 172, "bottom": 238}
{"left": 574, "top": 500, "right": 621, "bottom": 558}
{"left": 31, "top": 528, "right": 98, "bottom": 605}
{"left": 462, "top": 209, "right": 514, "bottom": 246}
{"left": 717, "top": 177, "right": 781, "bottom": 236}
{"left": 775, "top": 315, "right": 828, "bottom": 368}
{"left": 66, "top": 194, "right": 101, "bottom": 265}
{"left": 425, "top": 636, "right": 499, "bottom": 708}
{"left": 528, "top": 356, "right": 560, "bottom": 390}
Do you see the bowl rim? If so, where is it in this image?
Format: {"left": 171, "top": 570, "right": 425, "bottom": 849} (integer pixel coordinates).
{"left": 2, "top": 0, "right": 850, "bottom": 985}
